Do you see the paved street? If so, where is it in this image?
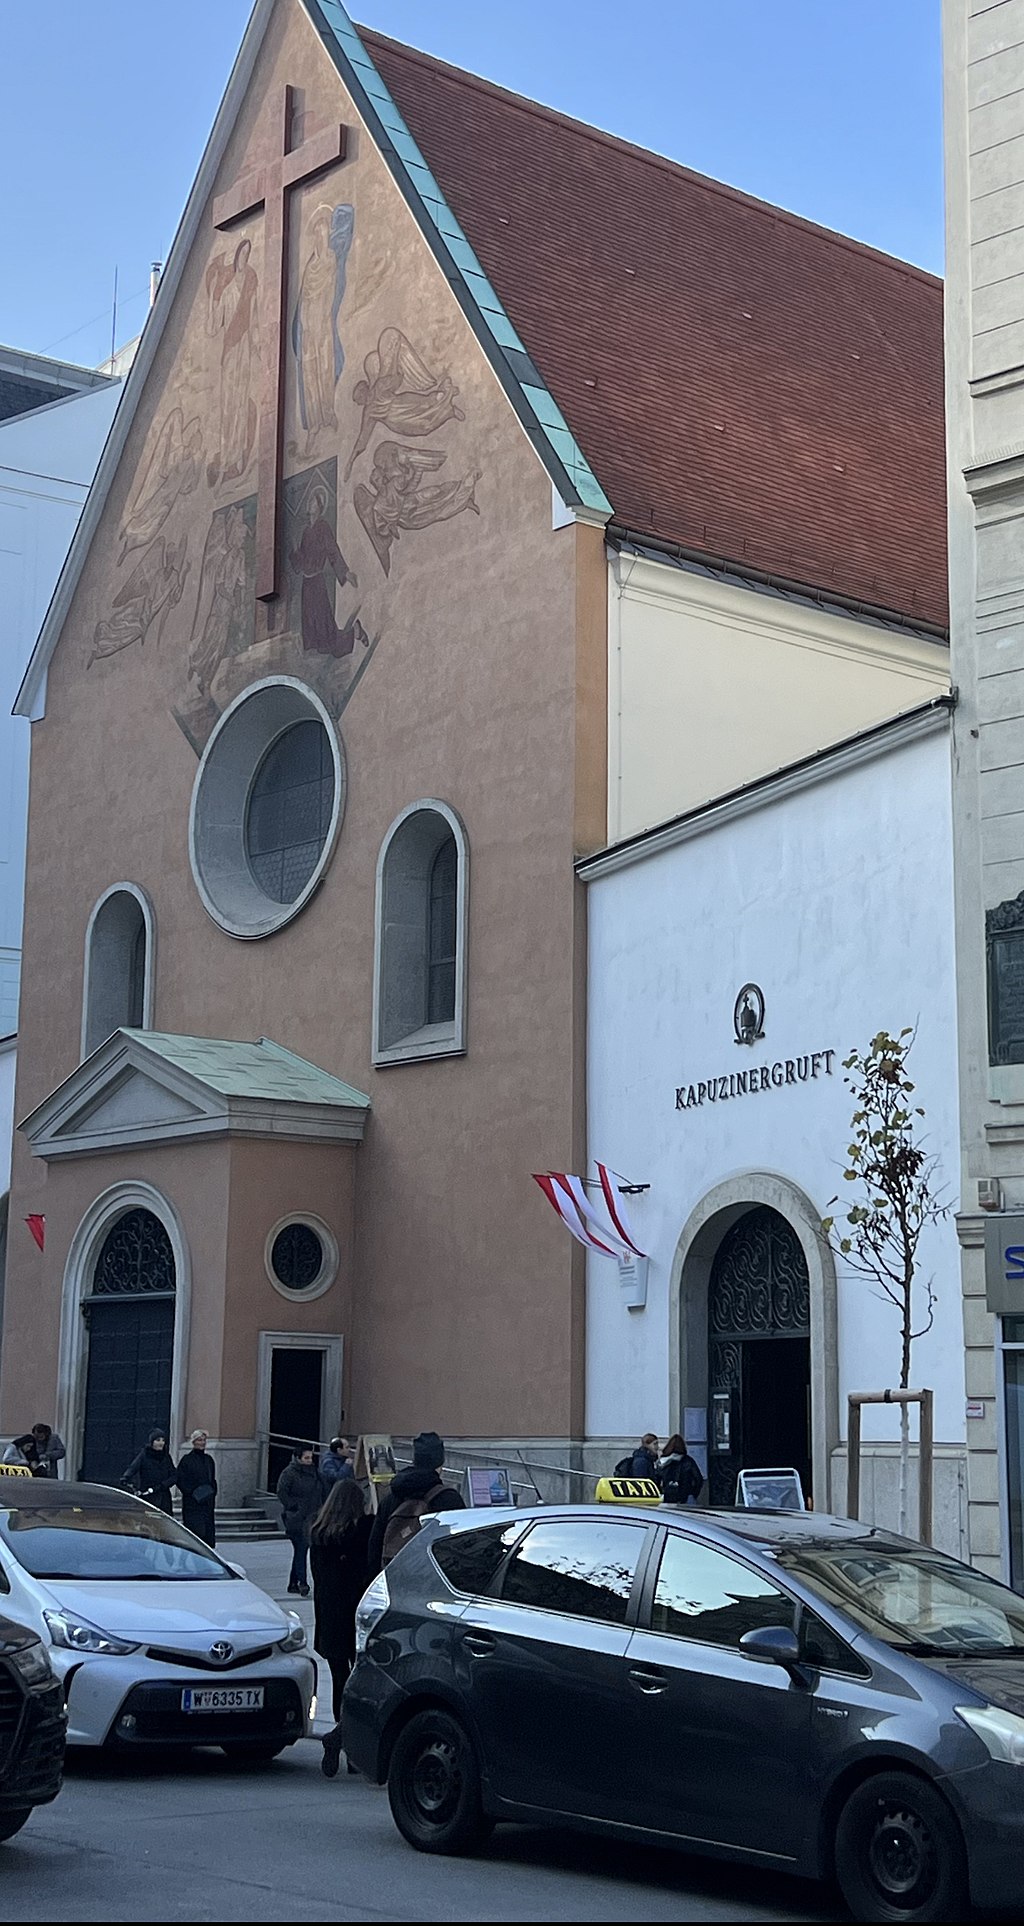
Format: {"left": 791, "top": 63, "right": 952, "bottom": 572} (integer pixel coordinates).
{"left": 4, "top": 1743, "right": 841, "bottom": 1924}
{"left": 0, "top": 1539, "right": 841, "bottom": 1924}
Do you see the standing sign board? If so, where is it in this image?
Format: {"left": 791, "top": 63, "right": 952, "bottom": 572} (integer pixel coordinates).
{"left": 737, "top": 1467, "right": 805, "bottom": 1511}
{"left": 464, "top": 1466, "right": 513, "bottom": 1507}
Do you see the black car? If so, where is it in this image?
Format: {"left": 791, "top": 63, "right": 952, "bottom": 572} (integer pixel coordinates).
{"left": 343, "top": 1504, "right": 1024, "bottom": 1922}
{"left": 0, "top": 1610, "right": 66, "bottom": 1843}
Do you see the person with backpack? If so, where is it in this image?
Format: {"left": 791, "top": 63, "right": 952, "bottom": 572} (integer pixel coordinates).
{"left": 657, "top": 1433, "right": 704, "bottom": 1505}
{"left": 310, "top": 1479, "right": 372, "bottom": 1779}
{"left": 614, "top": 1433, "right": 660, "bottom": 1480}
{"left": 367, "top": 1431, "right": 464, "bottom": 1575}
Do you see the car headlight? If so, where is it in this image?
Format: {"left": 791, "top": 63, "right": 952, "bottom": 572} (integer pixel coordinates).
{"left": 43, "top": 1609, "right": 139, "bottom": 1657}
{"left": 277, "top": 1611, "right": 306, "bottom": 1654}
{"left": 7, "top": 1637, "right": 54, "bottom": 1687}
{"left": 355, "top": 1571, "right": 390, "bottom": 1654}
{"left": 956, "top": 1703, "right": 1024, "bottom": 1765}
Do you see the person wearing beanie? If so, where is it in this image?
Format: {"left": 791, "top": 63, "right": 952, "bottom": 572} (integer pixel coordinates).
{"left": 121, "top": 1427, "right": 177, "bottom": 1514}
{"left": 366, "top": 1431, "right": 464, "bottom": 1575}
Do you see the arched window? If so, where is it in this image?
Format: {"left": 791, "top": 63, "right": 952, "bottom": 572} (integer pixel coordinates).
{"left": 374, "top": 802, "right": 468, "bottom": 1064}
{"left": 82, "top": 884, "right": 154, "bottom": 1058}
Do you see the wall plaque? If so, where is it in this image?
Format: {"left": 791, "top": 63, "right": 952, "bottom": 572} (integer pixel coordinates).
{"left": 987, "top": 892, "right": 1024, "bottom": 1064}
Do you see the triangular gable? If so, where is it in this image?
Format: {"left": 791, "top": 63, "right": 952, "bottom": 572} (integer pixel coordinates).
{"left": 21, "top": 1029, "right": 370, "bottom": 1159}
{"left": 15, "top": 0, "right": 609, "bottom": 722}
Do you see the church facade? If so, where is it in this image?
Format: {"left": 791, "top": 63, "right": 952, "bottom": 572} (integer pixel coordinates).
{"left": 2, "top": 1, "right": 948, "bottom": 1501}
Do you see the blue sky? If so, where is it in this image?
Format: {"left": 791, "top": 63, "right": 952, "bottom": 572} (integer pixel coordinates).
{"left": 0, "top": 0, "right": 943, "bottom": 370}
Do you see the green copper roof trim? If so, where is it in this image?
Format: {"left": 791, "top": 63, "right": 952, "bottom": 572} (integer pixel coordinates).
{"left": 121, "top": 1030, "right": 371, "bottom": 1108}
{"left": 304, "top": 0, "right": 612, "bottom": 516}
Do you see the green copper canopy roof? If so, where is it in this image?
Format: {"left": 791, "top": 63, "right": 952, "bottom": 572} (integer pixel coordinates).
{"left": 121, "top": 1031, "right": 371, "bottom": 1108}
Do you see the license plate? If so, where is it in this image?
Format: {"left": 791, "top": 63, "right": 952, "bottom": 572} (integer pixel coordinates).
{"left": 181, "top": 1685, "right": 265, "bottom": 1713}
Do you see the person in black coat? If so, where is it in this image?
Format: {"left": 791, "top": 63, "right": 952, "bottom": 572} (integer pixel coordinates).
{"left": 276, "top": 1445, "right": 324, "bottom": 1595}
{"left": 311, "top": 1479, "right": 372, "bottom": 1776}
{"left": 177, "top": 1429, "right": 218, "bottom": 1546}
{"left": 657, "top": 1433, "right": 705, "bottom": 1505}
{"left": 366, "top": 1431, "right": 464, "bottom": 1576}
{"left": 122, "top": 1427, "right": 177, "bottom": 1515}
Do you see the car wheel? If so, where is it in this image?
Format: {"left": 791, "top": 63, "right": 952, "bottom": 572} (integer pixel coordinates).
{"left": 835, "top": 1771, "right": 968, "bottom": 1923}
{"left": 0, "top": 1809, "right": 33, "bottom": 1844}
{"left": 220, "top": 1742, "right": 288, "bottom": 1765}
{"left": 387, "top": 1708, "right": 490, "bottom": 1855}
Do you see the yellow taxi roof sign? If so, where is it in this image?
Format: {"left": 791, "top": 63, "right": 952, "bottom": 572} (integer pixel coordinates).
{"left": 0, "top": 1463, "right": 35, "bottom": 1477}
{"left": 594, "top": 1475, "right": 662, "bottom": 1505}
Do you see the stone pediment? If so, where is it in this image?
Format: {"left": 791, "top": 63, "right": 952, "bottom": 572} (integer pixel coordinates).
{"left": 21, "top": 1029, "right": 370, "bottom": 1161}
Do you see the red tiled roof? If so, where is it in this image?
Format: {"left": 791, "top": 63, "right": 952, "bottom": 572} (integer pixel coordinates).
{"left": 362, "top": 28, "right": 947, "bottom": 633}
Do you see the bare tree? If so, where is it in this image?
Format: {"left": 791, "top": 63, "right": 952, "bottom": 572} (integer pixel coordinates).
{"left": 821, "top": 1029, "right": 949, "bottom": 1534}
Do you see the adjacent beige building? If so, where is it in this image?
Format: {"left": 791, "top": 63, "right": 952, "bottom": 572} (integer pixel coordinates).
{"left": 944, "top": 0, "right": 1024, "bottom": 1578}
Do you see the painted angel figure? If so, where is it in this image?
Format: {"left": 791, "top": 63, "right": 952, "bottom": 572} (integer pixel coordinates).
{"left": 89, "top": 536, "right": 190, "bottom": 666}
{"left": 188, "top": 502, "right": 252, "bottom": 695}
{"left": 206, "top": 238, "right": 260, "bottom": 487}
{"left": 292, "top": 203, "right": 354, "bottom": 458}
{"left": 344, "top": 328, "right": 465, "bottom": 479}
{"left": 118, "top": 407, "right": 203, "bottom": 563}
{"left": 354, "top": 441, "right": 480, "bottom": 577}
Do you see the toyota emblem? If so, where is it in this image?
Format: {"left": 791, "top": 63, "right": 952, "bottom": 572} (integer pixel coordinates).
{"left": 208, "top": 1641, "right": 234, "bottom": 1664}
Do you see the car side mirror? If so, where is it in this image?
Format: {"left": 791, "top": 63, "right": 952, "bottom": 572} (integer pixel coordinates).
{"left": 226, "top": 1560, "right": 245, "bottom": 1578}
{"left": 739, "top": 1625, "right": 801, "bottom": 1669}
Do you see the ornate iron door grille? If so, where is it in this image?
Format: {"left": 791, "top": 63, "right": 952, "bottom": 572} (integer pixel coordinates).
{"left": 708, "top": 1206, "right": 810, "bottom": 1504}
{"left": 80, "top": 1209, "right": 176, "bottom": 1484}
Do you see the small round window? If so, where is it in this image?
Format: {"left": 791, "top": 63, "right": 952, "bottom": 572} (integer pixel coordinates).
{"left": 264, "top": 1215, "right": 338, "bottom": 1301}
{"left": 246, "top": 720, "right": 335, "bottom": 904}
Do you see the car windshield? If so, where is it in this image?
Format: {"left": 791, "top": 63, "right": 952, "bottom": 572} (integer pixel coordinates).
{"left": 776, "top": 1543, "right": 1024, "bottom": 1656}
{"left": 0, "top": 1505, "right": 233, "bottom": 1582}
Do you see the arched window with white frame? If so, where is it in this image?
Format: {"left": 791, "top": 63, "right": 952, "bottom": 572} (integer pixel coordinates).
{"left": 81, "top": 883, "right": 155, "bottom": 1058}
{"left": 374, "top": 802, "right": 468, "bottom": 1064}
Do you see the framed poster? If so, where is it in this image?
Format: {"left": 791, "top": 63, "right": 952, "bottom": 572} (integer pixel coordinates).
{"left": 465, "top": 1466, "right": 513, "bottom": 1507}
{"left": 353, "top": 1435, "right": 396, "bottom": 1509}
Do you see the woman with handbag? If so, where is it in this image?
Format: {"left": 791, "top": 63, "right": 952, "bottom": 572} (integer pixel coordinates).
{"left": 177, "top": 1429, "right": 218, "bottom": 1546}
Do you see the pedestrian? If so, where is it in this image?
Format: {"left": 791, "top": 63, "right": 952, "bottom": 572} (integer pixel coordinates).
{"left": 29, "top": 1423, "right": 65, "bottom": 1478}
{"left": 121, "top": 1427, "right": 177, "bottom": 1515}
{"left": 310, "top": 1479, "right": 372, "bottom": 1778}
{"left": 276, "top": 1444, "right": 323, "bottom": 1596}
{"left": 367, "top": 1431, "right": 465, "bottom": 1575}
{"left": 319, "top": 1436, "right": 354, "bottom": 1490}
{"left": 631, "top": 1433, "right": 660, "bottom": 1479}
{"left": 3, "top": 1434, "right": 40, "bottom": 1474}
{"left": 177, "top": 1428, "right": 218, "bottom": 1546}
{"left": 657, "top": 1432, "right": 704, "bottom": 1505}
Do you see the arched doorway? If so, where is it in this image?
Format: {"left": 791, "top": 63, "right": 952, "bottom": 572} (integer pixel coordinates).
{"left": 707, "top": 1205, "right": 811, "bottom": 1505}
{"left": 80, "top": 1207, "right": 176, "bottom": 1484}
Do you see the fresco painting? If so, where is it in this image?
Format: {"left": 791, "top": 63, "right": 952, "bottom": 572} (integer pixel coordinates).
{"left": 95, "top": 144, "right": 482, "bottom": 758}
{"left": 291, "top": 203, "right": 354, "bottom": 457}
{"left": 205, "top": 238, "right": 260, "bottom": 488}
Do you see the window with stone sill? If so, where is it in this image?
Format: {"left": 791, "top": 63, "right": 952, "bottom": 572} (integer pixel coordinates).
{"left": 373, "top": 802, "right": 468, "bottom": 1065}
{"left": 82, "top": 884, "right": 154, "bottom": 1058}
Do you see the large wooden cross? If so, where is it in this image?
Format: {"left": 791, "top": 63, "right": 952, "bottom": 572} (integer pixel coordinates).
{"left": 213, "top": 85, "right": 347, "bottom": 602}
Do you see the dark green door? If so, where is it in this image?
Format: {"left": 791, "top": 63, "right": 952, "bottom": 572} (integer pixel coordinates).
{"left": 80, "top": 1208, "right": 176, "bottom": 1485}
